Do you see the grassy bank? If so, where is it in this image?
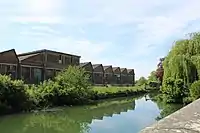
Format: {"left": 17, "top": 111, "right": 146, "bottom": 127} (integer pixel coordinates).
{"left": 92, "top": 85, "right": 147, "bottom": 100}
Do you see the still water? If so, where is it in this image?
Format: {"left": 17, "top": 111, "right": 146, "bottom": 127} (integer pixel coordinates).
{"left": 0, "top": 95, "right": 183, "bottom": 133}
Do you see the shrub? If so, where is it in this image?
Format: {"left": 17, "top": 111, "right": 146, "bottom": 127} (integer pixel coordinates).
{"left": 162, "top": 78, "right": 188, "bottom": 103}
{"left": 0, "top": 75, "right": 31, "bottom": 114}
{"left": 54, "top": 66, "right": 93, "bottom": 105}
{"left": 27, "top": 66, "right": 94, "bottom": 107}
{"left": 190, "top": 80, "right": 200, "bottom": 100}
{"left": 26, "top": 80, "right": 60, "bottom": 108}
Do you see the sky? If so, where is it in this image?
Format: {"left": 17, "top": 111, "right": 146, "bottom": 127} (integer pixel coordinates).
{"left": 0, "top": 0, "right": 200, "bottom": 79}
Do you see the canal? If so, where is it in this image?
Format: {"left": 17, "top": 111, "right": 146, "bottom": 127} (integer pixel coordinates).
{"left": 0, "top": 94, "right": 183, "bottom": 133}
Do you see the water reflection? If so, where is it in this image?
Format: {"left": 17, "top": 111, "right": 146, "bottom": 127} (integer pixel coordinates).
{"left": 0, "top": 94, "right": 183, "bottom": 133}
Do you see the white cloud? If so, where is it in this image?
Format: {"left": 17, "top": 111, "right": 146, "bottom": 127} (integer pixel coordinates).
{"left": 37, "top": 36, "right": 112, "bottom": 63}
{"left": 2, "top": 0, "right": 200, "bottom": 78}
{"left": 10, "top": 16, "right": 63, "bottom": 24}
{"left": 31, "top": 26, "right": 60, "bottom": 34}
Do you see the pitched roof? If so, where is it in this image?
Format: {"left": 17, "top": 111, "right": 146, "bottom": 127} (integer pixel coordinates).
{"left": 18, "top": 49, "right": 81, "bottom": 58}
{"left": 127, "top": 69, "right": 134, "bottom": 73}
{"left": 113, "top": 67, "right": 120, "bottom": 71}
{"left": 0, "top": 49, "right": 16, "bottom": 54}
{"left": 120, "top": 68, "right": 127, "bottom": 72}
{"left": 92, "top": 64, "right": 102, "bottom": 69}
{"left": 0, "top": 49, "right": 19, "bottom": 62}
{"left": 103, "top": 65, "right": 112, "bottom": 70}
{"left": 18, "top": 53, "right": 40, "bottom": 62}
{"left": 80, "top": 62, "right": 91, "bottom": 67}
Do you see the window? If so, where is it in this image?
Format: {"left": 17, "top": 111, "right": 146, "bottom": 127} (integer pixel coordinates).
{"left": 59, "top": 55, "right": 62, "bottom": 60}
{"left": 6, "top": 65, "right": 17, "bottom": 79}
{"left": 72, "top": 57, "right": 79, "bottom": 65}
{"left": 0, "top": 64, "right": 6, "bottom": 74}
{"left": 22, "top": 67, "right": 30, "bottom": 83}
{"left": 31, "top": 68, "right": 42, "bottom": 84}
{"left": 65, "top": 56, "right": 71, "bottom": 65}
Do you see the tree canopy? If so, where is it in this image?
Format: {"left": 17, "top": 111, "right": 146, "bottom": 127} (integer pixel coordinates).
{"left": 162, "top": 32, "right": 200, "bottom": 102}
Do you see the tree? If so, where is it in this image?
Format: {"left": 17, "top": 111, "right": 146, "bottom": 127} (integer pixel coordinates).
{"left": 156, "top": 58, "right": 165, "bottom": 84}
{"left": 161, "top": 32, "right": 200, "bottom": 103}
{"left": 190, "top": 80, "right": 200, "bottom": 100}
{"left": 148, "top": 71, "right": 158, "bottom": 82}
{"left": 135, "top": 77, "right": 147, "bottom": 86}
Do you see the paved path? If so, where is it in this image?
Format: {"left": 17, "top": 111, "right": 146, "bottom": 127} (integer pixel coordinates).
{"left": 140, "top": 99, "right": 200, "bottom": 133}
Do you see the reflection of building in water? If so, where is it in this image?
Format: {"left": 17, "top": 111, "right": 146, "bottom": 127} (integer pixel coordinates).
{"left": 0, "top": 98, "right": 137, "bottom": 133}
{"left": 66, "top": 98, "right": 136, "bottom": 123}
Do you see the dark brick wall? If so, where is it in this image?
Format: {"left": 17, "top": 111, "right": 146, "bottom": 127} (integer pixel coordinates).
{"left": 93, "top": 73, "right": 104, "bottom": 84}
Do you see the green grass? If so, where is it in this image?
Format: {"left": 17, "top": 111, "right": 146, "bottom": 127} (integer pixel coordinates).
{"left": 92, "top": 85, "right": 146, "bottom": 94}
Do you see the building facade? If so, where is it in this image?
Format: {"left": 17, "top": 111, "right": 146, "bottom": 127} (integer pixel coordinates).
{"left": 103, "top": 65, "right": 114, "bottom": 84}
{"left": 0, "top": 49, "right": 135, "bottom": 86}
{"left": 127, "top": 69, "right": 135, "bottom": 85}
{"left": 92, "top": 64, "right": 104, "bottom": 85}
{"left": 113, "top": 67, "right": 121, "bottom": 85}
{"left": 80, "top": 62, "right": 93, "bottom": 83}
{"left": 0, "top": 49, "right": 81, "bottom": 84}
{"left": 0, "top": 49, "right": 19, "bottom": 79}
{"left": 120, "top": 68, "right": 128, "bottom": 84}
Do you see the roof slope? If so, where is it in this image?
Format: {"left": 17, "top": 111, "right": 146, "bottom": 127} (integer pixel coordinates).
{"left": 103, "top": 65, "right": 112, "bottom": 70}
{"left": 18, "top": 53, "right": 40, "bottom": 62}
{"left": 92, "top": 64, "right": 102, "bottom": 69}
{"left": 18, "top": 49, "right": 81, "bottom": 58}
{"left": 80, "top": 62, "right": 91, "bottom": 67}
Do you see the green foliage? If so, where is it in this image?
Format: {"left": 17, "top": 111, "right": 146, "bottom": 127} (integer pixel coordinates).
{"left": 92, "top": 86, "right": 147, "bottom": 99}
{"left": 162, "top": 78, "right": 188, "bottom": 103}
{"left": 148, "top": 71, "right": 158, "bottom": 82}
{"left": 190, "top": 80, "right": 200, "bottom": 100}
{"left": 162, "top": 32, "right": 200, "bottom": 103}
{"left": 27, "top": 66, "right": 94, "bottom": 107}
{"left": 135, "top": 77, "right": 147, "bottom": 86}
{"left": 0, "top": 75, "right": 31, "bottom": 115}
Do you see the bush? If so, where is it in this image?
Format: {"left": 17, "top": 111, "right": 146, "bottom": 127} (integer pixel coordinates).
{"left": 0, "top": 75, "right": 31, "bottom": 115}
{"left": 162, "top": 78, "right": 188, "bottom": 103}
{"left": 190, "top": 80, "right": 200, "bottom": 100}
{"left": 27, "top": 80, "right": 60, "bottom": 108}
{"left": 27, "top": 66, "right": 94, "bottom": 107}
{"left": 54, "top": 66, "right": 93, "bottom": 105}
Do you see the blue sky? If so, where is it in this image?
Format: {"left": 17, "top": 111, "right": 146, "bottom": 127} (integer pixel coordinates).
{"left": 1, "top": 0, "right": 200, "bottom": 79}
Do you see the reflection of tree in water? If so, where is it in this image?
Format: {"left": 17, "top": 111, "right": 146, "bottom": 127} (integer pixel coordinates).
{"left": 148, "top": 92, "right": 183, "bottom": 121}
{"left": 0, "top": 97, "right": 136, "bottom": 133}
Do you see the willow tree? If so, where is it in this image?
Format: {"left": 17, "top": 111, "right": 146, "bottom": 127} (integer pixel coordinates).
{"left": 162, "top": 32, "right": 200, "bottom": 102}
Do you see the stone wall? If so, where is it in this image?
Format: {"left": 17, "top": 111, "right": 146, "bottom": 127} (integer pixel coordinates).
{"left": 140, "top": 99, "right": 200, "bottom": 133}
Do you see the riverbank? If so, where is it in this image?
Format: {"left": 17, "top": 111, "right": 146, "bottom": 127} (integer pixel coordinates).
{"left": 0, "top": 94, "right": 183, "bottom": 133}
{"left": 92, "top": 86, "right": 148, "bottom": 100}
{"left": 0, "top": 72, "right": 149, "bottom": 116}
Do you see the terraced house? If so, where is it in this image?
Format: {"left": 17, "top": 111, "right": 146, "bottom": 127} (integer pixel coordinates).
{"left": 0, "top": 49, "right": 19, "bottom": 79}
{"left": 103, "top": 65, "right": 114, "bottom": 84}
{"left": 0, "top": 49, "right": 135, "bottom": 86}
{"left": 113, "top": 67, "right": 121, "bottom": 85}
{"left": 80, "top": 62, "right": 93, "bottom": 83}
{"left": 120, "top": 68, "right": 128, "bottom": 84}
{"left": 127, "top": 69, "right": 135, "bottom": 85}
{"left": 92, "top": 64, "right": 104, "bottom": 85}
{"left": 0, "top": 49, "right": 81, "bottom": 84}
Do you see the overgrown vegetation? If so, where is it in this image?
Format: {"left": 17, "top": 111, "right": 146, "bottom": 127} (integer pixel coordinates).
{"left": 0, "top": 66, "right": 148, "bottom": 115}
{"left": 27, "top": 66, "right": 94, "bottom": 108}
{"left": 0, "top": 66, "right": 94, "bottom": 115}
{"left": 160, "top": 32, "right": 200, "bottom": 103}
{"left": 0, "top": 75, "right": 31, "bottom": 115}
